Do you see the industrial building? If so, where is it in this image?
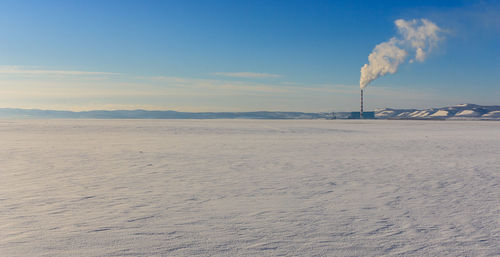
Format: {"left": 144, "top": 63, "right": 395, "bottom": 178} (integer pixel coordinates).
{"left": 347, "top": 89, "right": 375, "bottom": 119}
{"left": 349, "top": 111, "right": 375, "bottom": 119}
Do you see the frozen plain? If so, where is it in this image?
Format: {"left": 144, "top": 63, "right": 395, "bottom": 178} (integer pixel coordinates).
{"left": 1, "top": 119, "right": 500, "bottom": 256}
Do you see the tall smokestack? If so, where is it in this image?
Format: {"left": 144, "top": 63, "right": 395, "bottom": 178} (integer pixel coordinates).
{"left": 360, "top": 89, "right": 364, "bottom": 119}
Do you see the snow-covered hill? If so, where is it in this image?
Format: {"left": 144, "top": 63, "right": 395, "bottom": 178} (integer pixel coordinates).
{"left": 375, "top": 104, "right": 500, "bottom": 120}
{"left": 1, "top": 104, "right": 499, "bottom": 120}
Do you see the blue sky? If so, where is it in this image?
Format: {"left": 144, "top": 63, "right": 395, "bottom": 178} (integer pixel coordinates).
{"left": 0, "top": 0, "right": 498, "bottom": 111}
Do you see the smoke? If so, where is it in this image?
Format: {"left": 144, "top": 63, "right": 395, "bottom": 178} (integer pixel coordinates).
{"left": 360, "top": 18, "right": 444, "bottom": 89}
{"left": 360, "top": 38, "right": 407, "bottom": 90}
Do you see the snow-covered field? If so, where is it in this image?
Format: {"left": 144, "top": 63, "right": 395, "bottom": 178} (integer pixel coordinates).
{"left": 1, "top": 119, "right": 500, "bottom": 256}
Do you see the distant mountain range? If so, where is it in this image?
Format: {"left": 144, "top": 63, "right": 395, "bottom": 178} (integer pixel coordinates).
{"left": 374, "top": 104, "right": 500, "bottom": 120}
{"left": 0, "top": 108, "right": 327, "bottom": 119}
{"left": 1, "top": 104, "right": 499, "bottom": 120}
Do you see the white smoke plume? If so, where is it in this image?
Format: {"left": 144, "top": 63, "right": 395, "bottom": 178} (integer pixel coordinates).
{"left": 360, "top": 18, "right": 443, "bottom": 89}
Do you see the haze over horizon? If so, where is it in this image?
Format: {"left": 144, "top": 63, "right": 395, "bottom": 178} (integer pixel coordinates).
{"left": 1, "top": 0, "right": 499, "bottom": 112}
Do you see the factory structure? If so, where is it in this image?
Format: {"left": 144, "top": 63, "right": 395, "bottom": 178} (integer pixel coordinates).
{"left": 347, "top": 89, "right": 374, "bottom": 119}
{"left": 328, "top": 89, "right": 375, "bottom": 119}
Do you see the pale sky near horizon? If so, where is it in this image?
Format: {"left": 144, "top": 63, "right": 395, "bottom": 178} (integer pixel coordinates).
{"left": 0, "top": 0, "right": 499, "bottom": 112}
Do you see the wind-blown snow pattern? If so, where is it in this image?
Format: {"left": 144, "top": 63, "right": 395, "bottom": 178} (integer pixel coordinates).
{"left": 1, "top": 120, "right": 500, "bottom": 256}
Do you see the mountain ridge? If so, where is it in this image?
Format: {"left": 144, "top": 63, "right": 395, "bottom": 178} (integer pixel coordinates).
{"left": 0, "top": 108, "right": 326, "bottom": 119}
{"left": 1, "top": 104, "right": 499, "bottom": 120}
{"left": 374, "top": 104, "right": 500, "bottom": 120}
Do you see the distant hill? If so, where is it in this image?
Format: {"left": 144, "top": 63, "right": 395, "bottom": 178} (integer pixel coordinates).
{"left": 375, "top": 104, "right": 500, "bottom": 120}
{"left": 1, "top": 104, "right": 499, "bottom": 120}
{"left": 0, "top": 108, "right": 329, "bottom": 119}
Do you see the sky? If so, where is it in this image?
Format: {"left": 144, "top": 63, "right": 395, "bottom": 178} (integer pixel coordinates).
{"left": 0, "top": 0, "right": 499, "bottom": 112}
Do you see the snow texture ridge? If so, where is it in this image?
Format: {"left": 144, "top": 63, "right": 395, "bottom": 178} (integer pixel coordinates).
{"left": 1, "top": 119, "right": 500, "bottom": 256}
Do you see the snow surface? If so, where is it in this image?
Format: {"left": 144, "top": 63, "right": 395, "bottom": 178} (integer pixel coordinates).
{"left": 483, "top": 111, "right": 500, "bottom": 118}
{"left": 429, "top": 110, "right": 449, "bottom": 117}
{"left": 398, "top": 112, "right": 411, "bottom": 117}
{"left": 1, "top": 119, "right": 500, "bottom": 256}
{"left": 375, "top": 110, "right": 395, "bottom": 118}
{"left": 456, "top": 110, "right": 480, "bottom": 117}
{"left": 409, "top": 110, "right": 430, "bottom": 118}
